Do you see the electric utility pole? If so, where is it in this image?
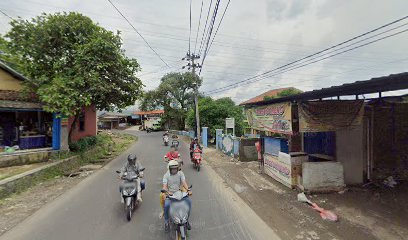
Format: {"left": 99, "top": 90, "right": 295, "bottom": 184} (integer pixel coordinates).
{"left": 182, "top": 52, "right": 201, "bottom": 142}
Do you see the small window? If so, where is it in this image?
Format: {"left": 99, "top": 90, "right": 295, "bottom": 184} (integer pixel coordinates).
{"left": 79, "top": 109, "right": 85, "bottom": 132}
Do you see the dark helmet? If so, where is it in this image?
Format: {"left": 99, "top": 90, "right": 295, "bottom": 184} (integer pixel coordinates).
{"left": 127, "top": 154, "right": 137, "bottom": 165}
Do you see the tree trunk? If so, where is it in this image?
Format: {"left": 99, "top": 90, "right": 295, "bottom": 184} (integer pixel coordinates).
{"left": 68, "top": 114, "right": 79, "bottom": 145}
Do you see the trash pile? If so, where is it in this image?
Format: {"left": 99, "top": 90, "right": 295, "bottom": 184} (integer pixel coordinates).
{"left": 297, "top": 192, "right": 338, "bottom": 222}
{"left": 1, "top": 145, "right": 20, "bottom": 153}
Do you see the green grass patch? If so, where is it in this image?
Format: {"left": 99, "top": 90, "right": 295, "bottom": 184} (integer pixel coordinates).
{"left": 0, "top": 132, "right": 137, "bottom": 200}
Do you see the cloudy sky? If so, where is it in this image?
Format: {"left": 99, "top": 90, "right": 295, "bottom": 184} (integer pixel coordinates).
{"left": 0, "top": 0, "right": 407, "bottom": 104}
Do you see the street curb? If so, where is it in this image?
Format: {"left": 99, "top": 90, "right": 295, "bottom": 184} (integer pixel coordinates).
{"left": 0, "top": 156, "right": 80, "bottom": 199}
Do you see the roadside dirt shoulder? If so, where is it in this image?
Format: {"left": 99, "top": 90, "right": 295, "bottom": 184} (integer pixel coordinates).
{"left": 0, "top": 133, "right": 137, "bottom": 237}
{"left": 203, "top": 147, "right": 408, "bottom": 240}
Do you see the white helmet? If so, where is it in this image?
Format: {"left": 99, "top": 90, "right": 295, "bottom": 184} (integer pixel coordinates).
{"left": 168, "top": 160, "right": 179, "bottom": 170}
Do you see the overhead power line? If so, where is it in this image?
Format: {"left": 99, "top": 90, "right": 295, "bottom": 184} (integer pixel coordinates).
{"left": 107, "top": 0, "right": 170, "bottom": 67}
{"left": 193, "top": 0, "right": 204, "bottom": 54}
{"left": 188, "top": 0, "right": 192, "bottom": 54}
{"left": 0, "top": 8, "right": 13, "bottom": 20}
{"left": 198, "top": 0, "right": 214, "bottom": 56}
{"left": 207, "top": 28, "right": 408, "bottom": 94}
{"left": 205, "top": 16, "right": 408, "bottom": 94}
{"left": 199, "top": 0, "right": 221, "bottom": 75}
{"left": 204, "top": 0, "right": 231, "bottom": 61}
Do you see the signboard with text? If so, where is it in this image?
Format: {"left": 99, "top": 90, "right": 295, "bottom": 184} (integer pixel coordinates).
{"left": 246, "top": 102, "right": 292, "bottom": 134}
{"left": 264, "top": 152, "right": 304, "bottom": 188}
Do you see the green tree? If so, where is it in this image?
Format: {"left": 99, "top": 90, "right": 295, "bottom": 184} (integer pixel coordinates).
{"left": 0, "top": 35, "right": 22, "bottom": 72}
{"left": 186, "top": 97, "right": 246, "bottom": 137}
{"left": 141, "top": 72, "right": 202, "bottom": 129}
{"left": 4, "top": 12, "right": 143, "bottom": 140}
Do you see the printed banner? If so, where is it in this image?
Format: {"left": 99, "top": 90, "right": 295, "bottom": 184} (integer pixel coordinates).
{"left": 246, "top": 102, "right": 292, "bottom": 134}
{"left": 264, "top": 152, "right": 304, "bottom": 188}
{"left": 299, "top": 100, "right": 364, "bottom": 132}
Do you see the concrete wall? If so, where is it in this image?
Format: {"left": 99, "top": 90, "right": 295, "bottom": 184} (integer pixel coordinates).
{"left": 0, "top": 155, "right": 81, "bottom": 199}
{"left": 239, "top": 138, "right": 258, "bottom": 162}
{"left": 336, "top": 124, "right": 365, "bottom": 184}
{"left": 0, "top": 150, "right": 50, "bottom": 168}
{"left": 0, "top": 68, "right": 23, "bottom": 91}
{"left": 301, "top": 161, "right": 345, "bottom": 192}
{"left": 68, "top": 105, "right": 97, "bottom": 142}
{"left": 371, "top": 102, "right": 408, "bottom": 178}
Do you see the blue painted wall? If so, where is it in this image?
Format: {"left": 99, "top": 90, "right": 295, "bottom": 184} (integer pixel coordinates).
{"left": 263, "top": 137, "right": 288, "bottom": 156}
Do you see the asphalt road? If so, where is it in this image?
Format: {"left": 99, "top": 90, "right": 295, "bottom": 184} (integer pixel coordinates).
{"left": 1, "top": 131, "right": 278, "bottom": 240}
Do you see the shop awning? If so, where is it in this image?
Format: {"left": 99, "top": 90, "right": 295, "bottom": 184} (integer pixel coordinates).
{"left": 0, "top": 100, "right": 43, "bottom": 111}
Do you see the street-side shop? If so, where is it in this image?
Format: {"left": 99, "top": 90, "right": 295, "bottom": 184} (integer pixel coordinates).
{"left": 0, "top": 61, "right": 97, "bottom": 154}
{"left": 97, "top": 112, "right": 129, "bottom": 130}
{"left": 241, "top": 72, "right": 408, "bottom": 192}
{"left": 135, "top": 110, "right": 165, "bottom": 130}
{"left": 0, "top": 61, "right": 54, "bottom": 152}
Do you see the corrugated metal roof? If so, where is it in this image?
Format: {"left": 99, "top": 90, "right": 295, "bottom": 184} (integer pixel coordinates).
{"left": 239, "top": 87, "right": 296, "bottom": 105}
{"left": 245, "top": 72, "right": 408, "bottom": 107}
{"left": 134, "top": 110, "right": 164, "bottom": 115}
{"left": 0, "top": 100, "right": 42, "bottom": 110}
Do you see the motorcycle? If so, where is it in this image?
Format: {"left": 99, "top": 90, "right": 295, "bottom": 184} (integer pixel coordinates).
{"left": 171, "top": 139, "right": 179, "bottom": 149}
{"left": 116, "top": 168, "right": 145, "bottom": 221}
{"left": 164, "top": 155, "right": 183, "bottom": 170}
{"left": 161, "top": 186, "right": 192, "bottom": 240}
{"left": 192, "top": 149, "right": 202, "bottom": 172}
{"left": 163, "top": 135, "right": 169, "bottom": 146}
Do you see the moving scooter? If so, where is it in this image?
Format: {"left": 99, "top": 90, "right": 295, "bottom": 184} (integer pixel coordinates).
{"left": 163, "top": 135, "right": 169, "bottom": 146}
{"left": 164, "top": 155, "right": 183, "bottom": 170}
{"left": 192, "top": 148, "right": 202, "bottom": 172}
{"left": 161, "top": 186, "right": 192, "bottom": 240}
{"left": 116, "top": 168, "right": 145, "bottom": 221}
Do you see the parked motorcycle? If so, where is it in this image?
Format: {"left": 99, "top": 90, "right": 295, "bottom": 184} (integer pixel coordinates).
{"left": 161, "top": 186, "right": 192, "bottom": 240}
{"left": 192, "top": 148, "right": 202, "bottom": 172}
{"left": 163, "top": 135, "right": 169, "bottom": 146}
{"left": 116, "top": 168, "right": 145, "bottom": 221}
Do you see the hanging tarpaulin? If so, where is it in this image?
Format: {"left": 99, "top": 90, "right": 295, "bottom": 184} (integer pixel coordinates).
{"left": 299, "top": 100, "right": 364, "bottom": 132}
{"left": 246, "top": 102, "right": 293, "bottom": 134}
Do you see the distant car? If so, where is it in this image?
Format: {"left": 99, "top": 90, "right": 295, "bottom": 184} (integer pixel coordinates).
{"left": 151, "top": 123, "right": 162, "bottom": 131}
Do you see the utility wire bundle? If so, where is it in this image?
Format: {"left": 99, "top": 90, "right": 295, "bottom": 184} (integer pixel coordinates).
{"left": 205, "top": 15, "right": 408, "bottom": 95}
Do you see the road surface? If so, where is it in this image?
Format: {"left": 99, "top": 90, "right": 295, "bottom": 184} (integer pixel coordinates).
{"left": 1, "top": 131, "right": 278, "bottom": 240}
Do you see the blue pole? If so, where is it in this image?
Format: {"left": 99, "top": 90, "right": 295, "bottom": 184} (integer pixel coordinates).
{"left": 202, "top": 127, "right": 208, "bottom": 148}
{"left": 52, "top": 113, "right": 61, "bottom": 150}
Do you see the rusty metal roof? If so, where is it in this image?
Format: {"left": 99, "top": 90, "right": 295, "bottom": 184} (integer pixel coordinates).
{"left": 239, "top": 87, "right": 297, "bottom": 105}
{"left": 0, "top": 100, "right": 43, "bottom": 110}
{"left": 245, "top": 72, "right": 408, "bottom": 107}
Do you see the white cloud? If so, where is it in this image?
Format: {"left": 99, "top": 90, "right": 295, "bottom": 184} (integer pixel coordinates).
{"left": 0, "top": 0, "right": 407, "bottom": 105}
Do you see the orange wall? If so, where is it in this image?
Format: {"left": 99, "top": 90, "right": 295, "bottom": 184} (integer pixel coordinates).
{"left": 68, "top": 105, "right": 97, "bottom": 142}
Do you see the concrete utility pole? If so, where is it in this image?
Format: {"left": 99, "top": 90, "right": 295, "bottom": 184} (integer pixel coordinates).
{"left": 182, "top": 52, "right": 201, "bottom": 142}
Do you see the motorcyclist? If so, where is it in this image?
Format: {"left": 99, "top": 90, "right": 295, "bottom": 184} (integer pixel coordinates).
{"left": 119, "top": 154, "right": 144, "bottom": 203}
{"left": 162, "top": 160, "right": 192, "bottom": 232}
{"left": 171, "top": 135, "right": 179, "bottom": 148}
{"left": 163, "top": 131, "right": 169, "bottom": 144}
{"left": 189, "top": 137, "right": 202, "bottom": 161}
{"left": 164, "top": 146, "right": 180, "bottom": 161}
{"left": 164, "top": 146, "right": 183, "bottom": 169}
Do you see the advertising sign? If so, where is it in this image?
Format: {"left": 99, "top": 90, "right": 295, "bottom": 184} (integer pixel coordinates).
{"left": 299, "top": 100, "right": 364, "bottom": 132}
{"left": 264, "top": 152, "right": 305, "bottom": 188}
{"left": 246, "top": 102, "right": 292, "bottom": 134}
